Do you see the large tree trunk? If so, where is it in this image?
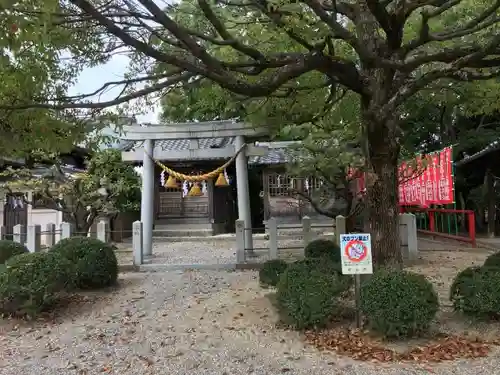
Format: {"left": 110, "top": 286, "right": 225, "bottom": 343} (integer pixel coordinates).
{"left": 356, "top": 4, "right": 404, "bottom": 267}
{"left": 366, "top": 155, "right": 401, "bottom": 267}
{"left": 362, "top": 105, "right": 403, "bottom": 268}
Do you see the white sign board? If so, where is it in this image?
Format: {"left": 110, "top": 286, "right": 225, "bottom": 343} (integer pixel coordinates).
{"left": 340, "top": 233, "right": 373, "bottom": 275}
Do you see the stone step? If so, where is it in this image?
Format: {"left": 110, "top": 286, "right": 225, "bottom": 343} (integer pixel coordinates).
{"left": 149, "top": 233, "right": 329, "bottom": 242}
{"left": 153, "top": 228, "right": 214, "bottom": 237}
{"left": 155, "top": 223, "right": 213, "bottom": 230}
{"left": 150, "top": 234, "right": 246, "bottom": 242}
{"left": 153, "top": 223, "right": 214, "bottom": 238}
{"left": 155, "top": 217, "right": 210, "bottom": 225}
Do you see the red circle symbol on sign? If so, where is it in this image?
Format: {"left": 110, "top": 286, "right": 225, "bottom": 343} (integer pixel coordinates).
{"left": 344, "top": 240, "right": 368, "bottom": 262}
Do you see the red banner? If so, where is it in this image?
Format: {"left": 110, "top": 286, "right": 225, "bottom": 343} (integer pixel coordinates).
{"left": 398, "top": 147, "right": 454, "bottom": 206}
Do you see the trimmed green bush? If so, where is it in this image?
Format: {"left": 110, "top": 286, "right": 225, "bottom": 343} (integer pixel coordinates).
{"left": 361, "top": 270, "right": 439, "bottom": 338}
{"left": 51, "top": 237, "right": 118, "bottom": 290}
{"left": 0, "top": 252, "right": 72, "bottom": 316}
{"left": 259, "top": 259, "right": 288, "bottom": 287}
{"left": 450, "top": 266, "right": 500, "bottom": 319}
{"left": 293, "top": 256, "right": 343, "bottom": 274}
{"left": 304, "top": 238, "right": 341, "bottom": 263}
{"left": 276, "top": 259, "right": 350, "bottom": 329}
{"left": 0, "top": 240, "right": 28, "bottom": 265}
{"left": 484, "top": 252, "right": 500, "bottom": 268}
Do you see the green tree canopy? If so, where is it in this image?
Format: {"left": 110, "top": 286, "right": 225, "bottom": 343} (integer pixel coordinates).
{"left": 2, "top": 0, "right": 500, "bottom": 265}
{"left": 0, "top": 0, "right": 115, "bottom": 157}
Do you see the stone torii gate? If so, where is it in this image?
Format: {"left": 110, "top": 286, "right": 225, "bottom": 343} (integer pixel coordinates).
{"left": 120, "top": 121, "right": 269, "bottom": 256}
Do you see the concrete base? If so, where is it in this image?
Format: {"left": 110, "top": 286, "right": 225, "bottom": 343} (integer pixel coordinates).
{"left": 136, "top": 262, "right": 268, "bottom": 272}
{"left": 138, "top": 263, "right": 237, "bottom": 272}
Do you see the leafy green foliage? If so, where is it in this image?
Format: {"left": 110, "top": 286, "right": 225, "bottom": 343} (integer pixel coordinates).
{"left": 292, "top": 257, "right": 344, "bottom": 275}
{"left": 450, "top": 266, "right": 500, "bottom": 319}
{"left": 0, "top": 149, "right": 141, "bottom": 232}
{"left": 0, "top": 0, "right": 107, "bottom": 157}
{"left": 51, "top": 237, "right": 118, "bottom": 290}
{"left": 259, "top": 259, "right": 288, "bottom": 288}
{"left": 276, "top": 259, "right": 350, "bottom": 329}
{"left": 83, "top": 149, "right": 141, "bottom": 214}
{"left": 0, "top": 240, "right": 28, "bottom": 265}
{"left": 0, "top": 252, "right": 72, "bottom": 316}
{"left": 483, "top": 252, "right": 500, "bottom": 268}
{"left": 361, "top": 270, "right": 439, "bottom": 338}
{"left": 304, "top": 238, "right": 341, "bottom": 263}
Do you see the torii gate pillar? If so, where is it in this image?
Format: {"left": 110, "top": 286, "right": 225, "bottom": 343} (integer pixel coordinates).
{"left": 234, "top": 135, "right": 253, "bottom": 252}
{"left": 141, "top": 138, "right": 155, "bottom": 256}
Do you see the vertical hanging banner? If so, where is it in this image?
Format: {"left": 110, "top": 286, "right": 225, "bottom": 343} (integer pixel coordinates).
{"left": 398, "top": 147, "right": 454, "bottom": 206}
{"left": 398, "top": 161, "right": 407, "bottom": 205}
{"left": 416, "top": 156, "right": 428, "bottom": 207}
{"left": 437, "top": 147, "right": 454, "bottom": 205}
{"left": 425, "top": 154, "right": 434, "bottom": 204}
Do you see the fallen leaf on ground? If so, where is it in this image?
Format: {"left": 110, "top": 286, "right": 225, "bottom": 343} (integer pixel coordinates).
{"left": 304, "top": 328, "right": 495, "bottom": 362}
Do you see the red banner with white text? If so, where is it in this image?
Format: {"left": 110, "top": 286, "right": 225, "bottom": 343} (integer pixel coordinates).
{"left": 398, "top": 147, "right": 454, "bottom": 206}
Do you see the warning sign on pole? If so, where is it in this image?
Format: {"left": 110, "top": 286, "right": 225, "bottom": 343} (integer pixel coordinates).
{"left": 340, "top": 233, "right": 373, "bottom": 275}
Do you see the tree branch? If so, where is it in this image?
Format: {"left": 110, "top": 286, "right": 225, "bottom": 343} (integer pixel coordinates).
{"left": 0, "top": 72, "right": 196, "bottom": 109}
{"left": 302, "top": 0, "right": 367, "bottom": 58}
{"left": 383, "top": 67, "right": 500, "bottom": 118}
{"left": 197, "top": 0, "right": 266, "bottom": 61}
{"left": 402, "top": 1, "right": 500, "bottom": 56}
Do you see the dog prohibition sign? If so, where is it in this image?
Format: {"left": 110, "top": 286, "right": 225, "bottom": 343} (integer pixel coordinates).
{"left": 344, "top": 240, "right": 368, "bottom": 263}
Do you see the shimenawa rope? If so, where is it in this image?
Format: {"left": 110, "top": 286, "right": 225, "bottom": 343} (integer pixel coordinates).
{"left": 144, "top": 144, "right": 247, "bottom": 182}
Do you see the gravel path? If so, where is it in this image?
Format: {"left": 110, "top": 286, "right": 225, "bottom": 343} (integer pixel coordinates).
{"left": 1, "top": 270, "right": 499, "bottom": 375}
{"left": 150, "top": 240, "right": 239, "bottom": 264}
{"left": 148, "top": 237, "right": 310, "bottom": 265}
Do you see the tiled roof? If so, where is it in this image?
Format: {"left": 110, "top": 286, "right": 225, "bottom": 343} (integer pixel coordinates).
{"left": 454, "top": 140, "right": 500, "bottom": 167}
{"left": 121, "top": 137, "right": 293, "bottom": 165}
{"left": 157, "top": 137, "right": 235, "bottom": 151}
{"left": 122, "top": 137, "right": 233, "bottom": 151}
{"left": 248, "top": 147, "right": 291, "bottom": 165}
{"left": 29, "top": 165, "right": 85, "bottom": 179}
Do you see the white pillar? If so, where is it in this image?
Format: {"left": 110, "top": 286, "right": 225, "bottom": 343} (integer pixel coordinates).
{"left": 302, "top": 216, "right": 312, "bottom": 248}
{"left": 141, "top": 139, "right": 155, "bottom": 257}
{"left": 60, "top": 222, "right": 72, "bottom": 240}
{"left": 26, "top": 224, "right": 41, "bottom": 253}
{"left": 45, "top": 223, "right": 56, "bottom": 247}
{"left": 235, "top": 219, "right": 245, "bottom": 263}
{"left": 234, "top": 135, "right": 253, "bottom": 252}
{"left": 267, "top": 217, "right": 278, "bottom": 260}
{"left": 13, "top": 224, "right": 25, "bottom": 245}
{"left": 97, "top": 220, "right": 108, "bottom": 243}
{"left": 335, "top": 215, "right": 347, "bottom": 247}
{"left": 399, "top": 213, "right": 418, "bottom": 261}
{"left": 132, "top": 221, "right": 143, "bottom": 266}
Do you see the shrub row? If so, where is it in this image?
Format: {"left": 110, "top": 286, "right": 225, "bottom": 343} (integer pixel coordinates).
{"left": 450, "top": 251, "right": 500, "bottom": 319}
{"left": 0, "top": 237, "right": 118, "bottom": 317}
{"left": 263, "top": 240, "right": 500, "bottom": 337}
{"left": 260, "top": 238, "right": 440, "bottom": 337}
{"left": 259, "top": 238, "right": 341, "bottom": 288}
{"left": 259, "top": 238, "right": 351, "bottom": 329}
{"left": 361, "top": 270, "right": 438, "bottom": 337}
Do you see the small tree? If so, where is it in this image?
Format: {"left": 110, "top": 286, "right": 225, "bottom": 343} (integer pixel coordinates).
{"left": 280, "top": 124, "right": 422, "bottom": 233}
{"left": 284, "top": 126, "right": 367, "bottom": 231}
{"left": 0, "top": 149, "right": 141, "bottom": 233}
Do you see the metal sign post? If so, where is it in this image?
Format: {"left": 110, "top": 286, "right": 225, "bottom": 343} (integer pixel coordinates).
{"left": 340, "top": 233, "right": 373, "bottom": 328}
